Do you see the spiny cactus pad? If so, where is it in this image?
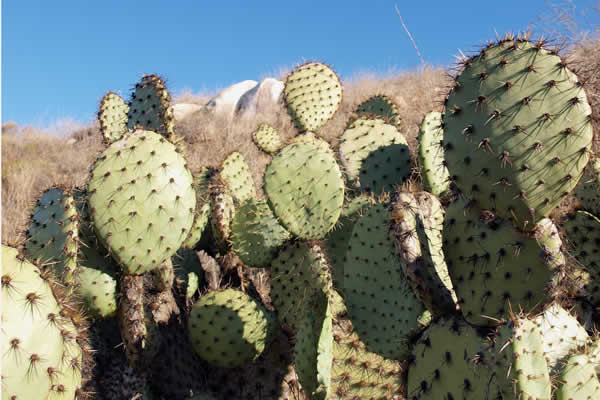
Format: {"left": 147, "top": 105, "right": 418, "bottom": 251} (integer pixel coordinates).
{"left": 355, "top": 94, "right": 402, "bottom": 126}
{"left": 264, "top": 142, "right": 344, "bottom": 239}
{"left": 443, "top": 198, "right": 559, "bottom": 326}
{"left": 417, "top": 111, "right": 450, "bottom": 196}
{"left": 24, "top": 187, "right": 79, "bottom": 286}
{"left": 443, "top": 38, "right": 593, "bottom": 228}
{"left": 127, "top": 74, "right": 175, "bottom": 139}
{"left": 575, "top": 158, "right": 600, "bottom": 216}
{"left": 342, "top": 201, "right": 425, "bottom": 360}
{"left": 220, "top": 151, "right": 257, "bottom": 203}
{"left": 339, "top": 117, "right": 411, "bottom": 194}
{"left": 252, "top": 123, "right": 282, "bottom": 154}
{"left": 284, "top": 62, "right": 342, "bottom": 132}
{"left": 98, "top": 91, "right": 129, "bottom": 143}
{"left": 270, "top": 242, "right": 332, "bottom": 331}
{"left": 230, "top": 198, "right": 291, "bottom": 267}
{"left": 556, "top": 351, "right": 600, "bottom": 399}
{"left": 88, "top": 129, "right": 196, "bottom": 275}
{"left": 1, "top": 245, "right": 84, "bottom": 399}
{"left": 76, "top": 249, "right": 119, "bottom": 319}
{"left": 183, "top": 167, "right": 214, "bottom": 249}
{"left": 188, "top": 289, "right": 276, "bottom": 368}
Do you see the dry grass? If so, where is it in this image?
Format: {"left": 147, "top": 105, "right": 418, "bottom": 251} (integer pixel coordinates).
{"left": 2, "top": 34, "right": 599, "bottom": 244}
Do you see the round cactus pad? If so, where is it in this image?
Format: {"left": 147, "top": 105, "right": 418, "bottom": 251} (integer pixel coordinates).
{"left": 264, "top": 142, "right": 344, "bottom": 239}
{"left": 252, "top": 123, "right": 281, "bottom": 154}
{"left": 99, "top": 91, "right": 129, "bottom": 143}
{"left": 355, "top": 94, "right": 402, "bottom": 126}
{"left": 284, "top": 62, "right": 342, "bottom": 132}
{"left": 443, "top": 39, "right": 593, "bottom": 228}
{"left": 128, "top": 74, "right": 175, "bottom": 139}
{"left": 88, "top": 130, "right": 196, "bottom": 275}
{"left": 220, "top": 151, "right": 256, "bottom": 203}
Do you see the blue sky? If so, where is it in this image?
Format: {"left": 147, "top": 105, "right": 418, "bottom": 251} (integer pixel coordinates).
{"left": 2, "top": 0, "right": 598, "bottom": 131}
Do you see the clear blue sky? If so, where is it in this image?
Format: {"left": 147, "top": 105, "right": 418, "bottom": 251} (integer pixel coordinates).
{"left": 2, "top": 0, "right": 598, "bottom": 130}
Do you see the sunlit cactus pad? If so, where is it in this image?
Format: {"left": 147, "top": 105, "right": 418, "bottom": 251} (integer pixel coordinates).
{"left": 188, "top": 289, "right": 276, "bottom": 368}
{"left": 98, "top": 91, "right": 129, "bottom": 143}
{"left": 220, "top": 151, "right": 256, "bottom": 203}
{"left": 88, "top": 129, "right": 196, "bottom": 274}
{"left": 418, "top": 111, "right": 450, "bottom": 196}
{"left": 283, "top": 62, "right": 342, "bottom": 132}
{"left": 443, "top": 38, "right": 593, "bottom": 228}
{"left": 252, "top": 123, "right": 281, "bottom": 154}
{"left": 264, "top": 142, "right": 344, "bottom": 239}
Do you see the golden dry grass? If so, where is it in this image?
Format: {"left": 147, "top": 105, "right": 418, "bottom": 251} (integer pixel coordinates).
{"left": 2, "top": 36, "right": 599, "bottom": 244}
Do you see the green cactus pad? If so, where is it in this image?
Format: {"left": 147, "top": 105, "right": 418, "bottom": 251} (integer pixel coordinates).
{"left": 98, "top": 91, "right": 129, "bottom": 143}
{"left": 270, "top": 242, "right": 332, "bottom": 331}
{"left": 264, "top": 142, "right": 344, "bottom": 239}
{"left": 230, "top": 198, "right": 291, "bottom": 268}
{"left": 294, "top": 292, "right": 332, "bottom": 400}
{"left": 188, "top": 289, "right": 277, "bottom": 368}
{"left": 575, "top": 158, "right": 600, "bottom": 216}
{"left": 408, "top": 318, "right": 492, "bottom": 399}
{"left": 563, "top": 210, "right": 600, "bottom": 305}
{"left": 288, "top": 131, "right": 334, "bottom": 155}
{"left": 252, "top": 123, "right": 281, "bottom": 154}
{"left": 88, "top": 129, "right": 196, "bottom": 275}
{"left": 443, "top": 38, "right": 593, "bottom": 229}
{"left": 339, "top": 117, "right": 411, "bottom": 194}
{"left": 183, "top": 167, "right": 214, "bottom": 249}
{"left": 343, "top": 201, "right": 425, "bottom": 360}
{"left": 443, "top": 198, "right": 559, "bottom": 326}
{"left": 557, "top": 352, "right": 600, "bottom": 399}
{"left": 391, "top": 191, "right": 458, "bottom": 314}
{"left": 209, "top": 179, "right": 235, "bottom": 248}
{"left": 76, "top": 242, "right": 119, "bottom": 319}
{"left": 172, "top": 248, "right": 203, "bottom": 299}
{"left": 355, "top": 94, "right": 402, "bottom": 126}
{"left": 418, "top": 111, "right": 450, "bottom": 196}
{"left": 24, "top": 187, "right": 79, "bottom": 287}
{"left": 1, "top": 245, "right": 84, "bottom": 399}
{"left": 128, "top": 74, "right": 176, "bottom": 139}
{"left": 283, "top": 62, "right": 342, "bottom": 132}
{"left": 324, "top": 194, "right": 373, "bottom": 293}
{"left": 220, "top": 151, "right": 257, "bottom": 203}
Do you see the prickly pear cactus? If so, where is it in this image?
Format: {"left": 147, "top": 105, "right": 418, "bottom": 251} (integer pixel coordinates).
{"left": 443, "top": 37, "right": 593, "bottom": 228}
{"left": 283, "top": 62, "right": 342, "bottom": 132}
{"left": 556, "top": 351, "right": 600, "bottom": 399}
{"left": 264, "top": 141, "right": 344, "bottom": 239}
{"left": 1, "top": 245, "right": 85, "bottom": 399}
{"left": 355, "top": 94, "right": 402, "bottom": 126}
{"left": 183, "top": 167, "right": 214, "bottom": 249}
{"left": 339, "top": 117, "right": 411, "bottom": 194}
{"left": 417, "top": 111, "right": 450, "bottom": 196}
{"left": 443, "top": 198, "right": 561, "bottom": 326}
{"left": 98, "top": 91, "right": 129, "bottom": 143}
{"left": 252, "top": 123, "right": 281, "bottom": 154}
{"left": 76, "top": 253, "right": 119, "bottom": 319}
{"left": 188, "top": 289, "right": 277, "bottom": 368}
{"left": 128, "top": 74, "right": 175, "bottom": 139}
{"left": 575, "top": 158, "right": 600, "bottom": 216}
{"left": 24, "top": 187, "right": 79, "bottom": 288}
{"left": 88, "top": 129, "right": 196, "bottom": 275}
{"left": 342, "top": 200, "right": 425, "bottom": 360}
{"left": 230, "top": 198, "right": 291, "bottom": 268}
{"left": 220, "top": 151, "right": 256, "bottom": 203}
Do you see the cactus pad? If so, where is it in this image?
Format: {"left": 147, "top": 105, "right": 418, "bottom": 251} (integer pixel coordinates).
{"left": 264, "top": 142, "right": 344, "bottom": 239}
{"left": 342, "top": 201, "right": 425, "bottom": 359}
{"left": 128, "top": 74, "right": 175, "bottom": 139}
{"left": 230, "top": 198, "right": 291, "bottom": 267}
{"left": 188, "top": 289, "right": 276, "bottom": 368}
{"left": 98, "top": 91, "right": 129, "bottom": 143}
{"left": 556, "top": 351, "right": 600, "bottom": 399}
{"left": 183, "top": 167, "right": 214, "bottom": 249}
{"left": 355, "top": 94, "right": 402, "bottom": 126}
{"left": 418, "top": 111, "right": 450, "bottom": 196}
{"left": 88, "top": 129, "right": 196, "bottom": 275}
{"left": 575, "top": 158, "right": 600, "bottom": 216}
{"left": 252, "top": 123, "right": 281, "bottom": 154}
{"left": 339, "top": 117, "right": 411, "bottom": 194}
{"left": 283, "top": 62, "right": 342, "bottom": 132}
{"left": 220, "top": 151, "right": 256, "bottom": 203}
{"left": 443, "top": 38, "right": 593, "bottom": 228}
{"left": 24, "top": 187, "right": 79, "bottom": 286}
{"left": 1, "top": 245, "right": 84, "bottom": 399}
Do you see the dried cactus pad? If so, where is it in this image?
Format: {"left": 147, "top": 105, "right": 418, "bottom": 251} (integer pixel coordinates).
{"left": 128, "top": 74, "right": 175, "bottom": 139}
{"left": 98, "top": 91, "right": 129, "bottom": 143}
{"left": 1, "top": 245, "right": 84, "bottom": 399}
{"left": 88, "top": 130, "right": 196, "bottom": 275}
{"left": 188, "top": 289, "right": 277, "bottom": 368}
{"left": 264, "top": 142, "right": 344, "bottom": 239}
{"left": 443, "top": 39, "right": 593, "bottom": 228}
{"left": 339, "top": 117, "right": 411, "bottom": 194}
{"left": 24, "top": 187, "right": 79, "bottom": 285}
{"left": 418, "top": 111, "right": 450, "bottom": 196}
{"left": 252, "top": 123, "right": 281, "bottom": 154}
{"left": 355, "top": 94, "right": 402, "bottom": 126}
{"left": 284, "top": 62, "right": 342, "bottom": 132}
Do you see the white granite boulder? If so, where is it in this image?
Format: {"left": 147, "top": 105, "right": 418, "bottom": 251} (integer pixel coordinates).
{"left": 205, "top": 80, "right": 258, "bottom": 117}
{"left": 236, "top": 78, "right": 284, "bottom": 117}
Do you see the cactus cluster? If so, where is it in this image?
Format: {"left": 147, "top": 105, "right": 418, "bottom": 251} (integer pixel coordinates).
{"left": 3, "top": 33, "right": 600, "bottom": 400}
